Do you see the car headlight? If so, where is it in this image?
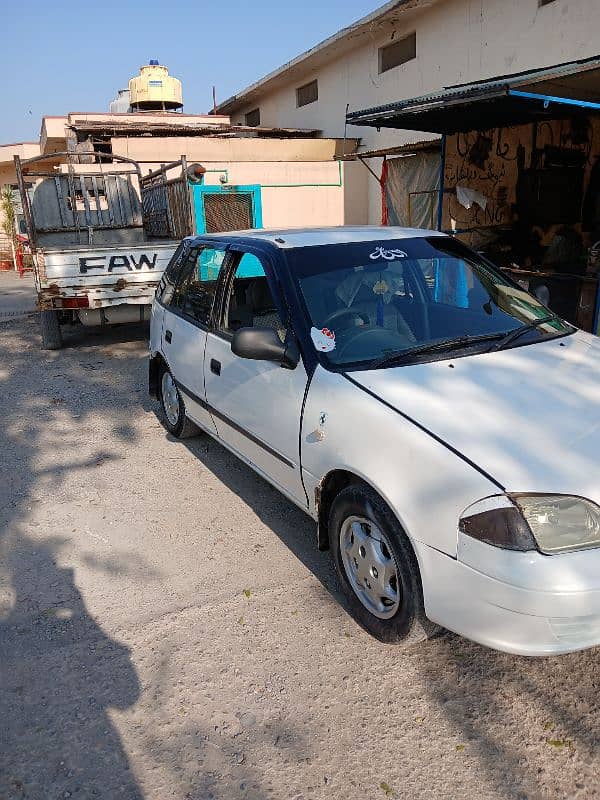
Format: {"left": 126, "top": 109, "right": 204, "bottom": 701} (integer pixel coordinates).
{"left": 459, "top": 494, "right": 600, "bottom": 555}
{"left": 513, "top": 495, "right": 600, "bottom": 554}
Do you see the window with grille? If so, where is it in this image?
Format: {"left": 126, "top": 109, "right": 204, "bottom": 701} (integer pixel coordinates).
{"left": 378, "top": 32, "right": 416, "bottom": 74}
{"left": 245, "top": 108, "right": 260, "bottom": 127}
{"left": 203, "top": 192, "right": 254, "bottom": 233}
{"left": 296, "top": 79, "right": 318, "bottom": 108}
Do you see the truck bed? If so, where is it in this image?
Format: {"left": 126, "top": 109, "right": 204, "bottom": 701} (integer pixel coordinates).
{"left": 35, "top": 240, "right": 178, "bottom": 309}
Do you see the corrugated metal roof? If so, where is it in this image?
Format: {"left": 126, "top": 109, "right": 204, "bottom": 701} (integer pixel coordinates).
{"left": 347, "top": 55, "right": 600, "bottom": 133}
{"left": 339, "top": 138, "right": 441, "bottom": 160}
{"left": 69, "top": 120, "right": 323, "bottom": 139}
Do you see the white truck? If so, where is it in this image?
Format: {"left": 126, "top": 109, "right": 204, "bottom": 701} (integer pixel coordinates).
{"left": 14, "top": 151, "right": 192, "bottom": 349}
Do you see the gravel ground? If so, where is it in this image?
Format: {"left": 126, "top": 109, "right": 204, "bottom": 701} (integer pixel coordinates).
{"left": 1, "top": 314, "right": 600, "bottom": 800}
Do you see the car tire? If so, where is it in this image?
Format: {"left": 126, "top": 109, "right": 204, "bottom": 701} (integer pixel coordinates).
{"left": 159, "top": 365, "right": 200, "bottom": 439}
{"left": 40, "top": 309, "right": 63, "bottom": 350}
{"left": 329, "top": 483, "right": 439, "bottom": 645}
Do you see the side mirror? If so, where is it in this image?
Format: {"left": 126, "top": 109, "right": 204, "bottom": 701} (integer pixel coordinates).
{"left": 231, "top": 327, "right": 300, "bottom": 369}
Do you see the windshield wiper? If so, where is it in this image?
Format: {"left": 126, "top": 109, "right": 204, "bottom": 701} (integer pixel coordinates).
{"left": 370, "top": 332, "right": 506, "bottom": 370}
{"left": 488, "top": 314, "right": 560, "bottom": 352}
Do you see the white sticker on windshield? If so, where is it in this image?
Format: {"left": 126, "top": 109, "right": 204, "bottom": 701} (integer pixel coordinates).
{"left": 311, "top": 327, "right": 336, "bottom": 352}
{"left": 369, "top": 246, "right": 407, "bottom": 261}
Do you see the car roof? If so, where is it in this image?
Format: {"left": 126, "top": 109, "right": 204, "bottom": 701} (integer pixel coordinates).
{"left": 193, "top": 225, "right": 445, "bottom": 250}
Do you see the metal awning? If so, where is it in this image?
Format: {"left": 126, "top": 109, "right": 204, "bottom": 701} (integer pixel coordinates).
{"left": 338, "top": 138, "right": 441, "bottom": 160}
{"left": 347, "top": 55, "right": 600, "bottom": 133}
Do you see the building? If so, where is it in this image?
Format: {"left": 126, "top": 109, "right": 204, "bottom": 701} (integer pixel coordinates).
{"left": 0, "top": 62, "right": 362, "bottom": 265}
{"left": 0, "top": 142, "right": 41, "bottom": 264}
{"left": 216, "top": 0, "right": 600, "bottom": 224}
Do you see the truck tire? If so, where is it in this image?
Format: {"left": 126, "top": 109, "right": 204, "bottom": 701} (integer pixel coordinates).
{"left": 40, "top": 310, "right": 63, "bottom": 350}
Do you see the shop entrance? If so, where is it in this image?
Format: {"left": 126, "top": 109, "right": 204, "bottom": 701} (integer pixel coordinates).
{"left": 347, "top": 55, "right": 600, "bottom": 335}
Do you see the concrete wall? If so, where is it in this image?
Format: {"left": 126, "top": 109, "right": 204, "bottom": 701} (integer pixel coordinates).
{"left": 39, "top": 113, "right": 233, "bottom": 155}
{"left": 186, "top": 161, "right": 359, "bottom": 229}
{"left": 0, "top": 165, "right": 16, "bottom": 256}
{"left": 110, "top": 136, "right": 356, "bottom": 163}
{"left": 0, "top": 142, "right": 40, "bottom": 164}
{"left": 112, "top": 136, "right": 367, "bottom": 227}
{"left": 0, "top": 145, "right": 40, "bottom": 258}
{"left": 343, "top": 159, "right": 369, "bottom": 225}
{"left": 229, "top": 0, "right": 600, "bottom": 222}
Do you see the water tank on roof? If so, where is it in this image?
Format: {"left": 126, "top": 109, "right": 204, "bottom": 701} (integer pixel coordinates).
{"left": 109, "top": 89, "right": 131, "bottom": 114}
{"left": 128, "top": 60, "right": 183, "bottom": 112}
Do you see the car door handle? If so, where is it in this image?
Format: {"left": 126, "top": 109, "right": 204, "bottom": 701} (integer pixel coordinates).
{"left": 210, "top": 358, "right": 221, "bottom": 376}
{"left": 165, "top": 329, "right": 172, "bottom": 344}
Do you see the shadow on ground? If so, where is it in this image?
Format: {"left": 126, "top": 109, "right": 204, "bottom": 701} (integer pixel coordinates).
{"left": 0, "top": 544, "right": 143, "bottom": 799}
{"left": 0, "top": 319, "right": 147, "bottom": 799}
{"left": 179, "top": 432, "right": 335, "bottom": 593}
{"left": 0, "top": 319, "right": 314, "bottom": 800}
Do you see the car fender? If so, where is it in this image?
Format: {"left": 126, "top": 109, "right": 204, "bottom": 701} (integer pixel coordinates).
{"left": 301, "top": 365, "right": 500, "bottom": 559}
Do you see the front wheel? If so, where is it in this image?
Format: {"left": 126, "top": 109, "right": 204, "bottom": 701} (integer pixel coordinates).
{"left": 159, "top": 366, "right": 200, "bottom": 439}
{"left": 329, "top": 483, "right": 439, "bottom": 645}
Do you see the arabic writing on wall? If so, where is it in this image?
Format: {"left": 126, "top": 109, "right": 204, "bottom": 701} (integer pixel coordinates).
{"left": 442, "top": 117, "right": 600, "bottom": 236}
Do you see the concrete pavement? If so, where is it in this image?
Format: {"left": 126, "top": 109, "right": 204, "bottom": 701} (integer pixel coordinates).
{"left": 0, "top": 271, "right": 36, "bottom": 319}
{"left": 1, "top": 313, "right": 599, "bottom": 800}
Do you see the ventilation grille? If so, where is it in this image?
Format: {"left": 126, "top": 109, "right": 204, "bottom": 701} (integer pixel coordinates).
{"left": 203, "top": 192, "right": 253, "bottom": 233}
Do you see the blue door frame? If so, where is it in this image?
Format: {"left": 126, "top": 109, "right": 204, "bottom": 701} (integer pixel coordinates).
{"left": 192, "top": 184, "right": 263, "bottom": 234}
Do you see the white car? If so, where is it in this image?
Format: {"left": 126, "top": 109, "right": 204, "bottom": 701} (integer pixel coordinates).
{"left": 149, "top": 227, "right": 600, "bottom": 656}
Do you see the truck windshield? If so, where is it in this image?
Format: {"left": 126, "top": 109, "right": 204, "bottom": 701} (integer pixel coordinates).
{"left": 290, "top": 236, "right": 572, "bottom": 368}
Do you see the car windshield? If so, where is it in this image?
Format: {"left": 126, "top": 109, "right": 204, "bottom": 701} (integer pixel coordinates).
{"left": 290, "top": 236, "right": 573, "bottom": 368}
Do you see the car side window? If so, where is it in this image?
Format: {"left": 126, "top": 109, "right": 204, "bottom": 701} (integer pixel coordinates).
{"left": 175, "top": 247, "right": 227, "bottom": 326}
{"left": 156, "top": 242, "right": 188, "bottom": 306}
{"left": 223, "top": 253, "right": 287, "bottom": 341}
{"left": 170, "top": 248, "right": 198, "bottom": 308}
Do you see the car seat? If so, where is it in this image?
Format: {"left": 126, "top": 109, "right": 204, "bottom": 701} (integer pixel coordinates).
{"left": 246, "top": 280, "right": 286, "bottom": 340}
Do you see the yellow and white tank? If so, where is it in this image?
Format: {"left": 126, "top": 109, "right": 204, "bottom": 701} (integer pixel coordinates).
{"left": 129, "top": 61, "right": 183, "bottom": 111}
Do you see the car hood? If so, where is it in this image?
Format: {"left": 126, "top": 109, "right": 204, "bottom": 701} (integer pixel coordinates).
{"left": 348, "top": 331, "right": 600, "bottom": 498}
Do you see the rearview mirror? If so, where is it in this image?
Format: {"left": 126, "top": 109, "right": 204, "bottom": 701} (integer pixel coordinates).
{"left": 231, "top": 327, "right": 300, "bottom": 370}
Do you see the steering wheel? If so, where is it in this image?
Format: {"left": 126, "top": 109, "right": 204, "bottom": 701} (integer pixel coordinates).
{"left": 395, "top": 291, "right": 429, "bottom": 340}
{"left": 322, "top": 308, "right": 370, "bottom": 330}
{"left": 336, "top": 326, "right": 412, "bottom": 361}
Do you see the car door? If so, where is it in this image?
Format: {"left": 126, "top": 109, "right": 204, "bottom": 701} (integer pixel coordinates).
{"left": 204, "top": 249, "right": 309, "bottom": 508}
{"left": 162, "top": 243, "right": 229, "bottom": 434}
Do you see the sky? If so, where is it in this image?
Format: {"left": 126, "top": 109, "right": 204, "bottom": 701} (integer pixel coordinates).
{"left": 1, "top": 0, "right": 379, "bottom": 144}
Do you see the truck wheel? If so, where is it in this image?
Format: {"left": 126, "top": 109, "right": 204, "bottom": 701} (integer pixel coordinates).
{"left": 329, "top": 483, "right": 439, "bottom": 645}
{"left": 40, "top": 310, "right": 63, "bottom": 350}
{"left": 159, "top": 366, "right": 200, "bottom": 439}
